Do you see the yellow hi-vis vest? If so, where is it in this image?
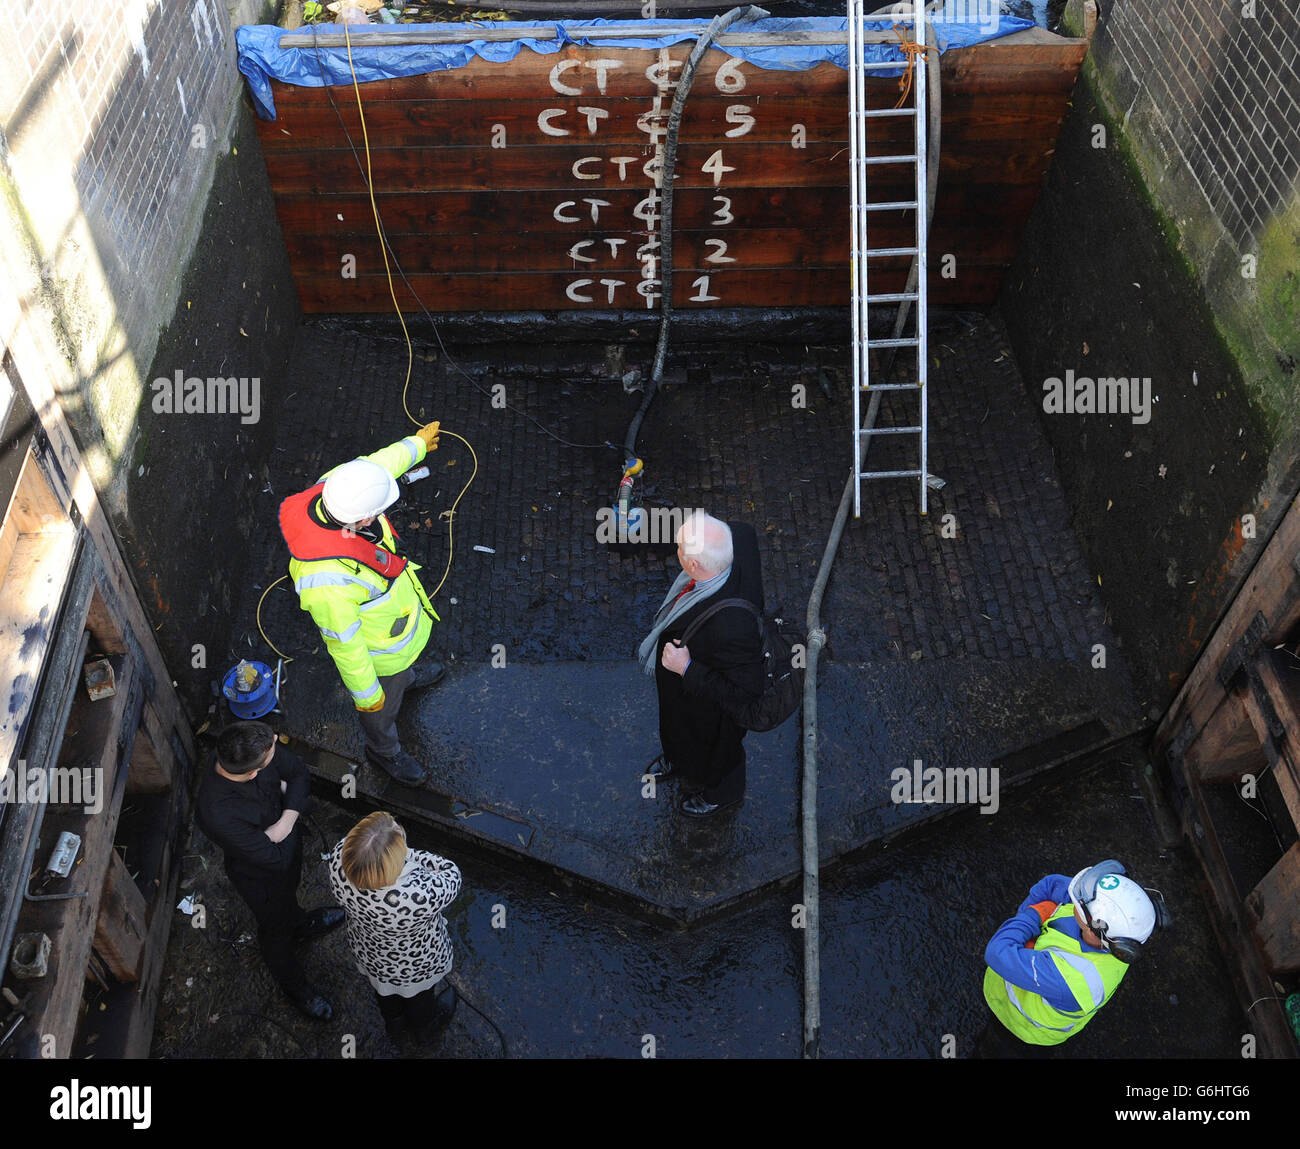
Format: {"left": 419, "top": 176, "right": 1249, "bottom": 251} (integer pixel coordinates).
{"left": 982, "top": 903, "right": 1128, "bottom": 1046}
{"left": 288, "top": 435, "right": 439, "bottom": 707}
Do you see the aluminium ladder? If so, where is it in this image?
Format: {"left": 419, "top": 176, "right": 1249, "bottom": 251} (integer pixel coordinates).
{"left": 848, "top": 1, "right": 930, "bottom": 516}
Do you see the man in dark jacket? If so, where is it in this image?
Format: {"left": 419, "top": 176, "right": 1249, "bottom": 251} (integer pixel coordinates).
{"left": 195, "top": 721, "right": 344, "bottom": 1019}
{"left": 638, "top": 511, "right": 765, "bottom": 816}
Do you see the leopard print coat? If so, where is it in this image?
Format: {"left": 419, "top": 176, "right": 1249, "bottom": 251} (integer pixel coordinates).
{"left": 328, "top": 841, "right": 462, "bottom": 995}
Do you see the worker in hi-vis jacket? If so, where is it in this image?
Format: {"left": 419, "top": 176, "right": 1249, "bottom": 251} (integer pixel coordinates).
{"left": 279, "top": 425, "right": 444, "bottom": 785}
{"left": 978, "top": 860, "right": 1163, "bottom": 1057}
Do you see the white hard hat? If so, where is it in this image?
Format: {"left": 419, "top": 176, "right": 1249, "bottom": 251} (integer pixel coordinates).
{"left": 1070, "top": 869, "right": 1157, "bottom": 945}
{"left": 321, "top": 459, "right": 399, "bottom": 524}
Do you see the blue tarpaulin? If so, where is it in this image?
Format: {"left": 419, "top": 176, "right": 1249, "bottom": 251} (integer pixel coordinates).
{"left": 236, "top": 13, "right": 1033, "bottom": 121}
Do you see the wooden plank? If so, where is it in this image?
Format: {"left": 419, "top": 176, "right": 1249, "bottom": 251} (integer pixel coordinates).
{"left": 1178, "top": 774, "right": 1298, "bottom": 1057}
{"left": 269, "top": 178, "right": 1041, "bottom": 236}
{"left": 20, "top": 656, "right": 138, "bottom": 1057}
{"left": 0, "top": 485, "right": 79, "bottom": 786}
{"left": 257, "top": 94, "right": 1066, "bottom": 153}
{"left": 262, "top": 140, "right": 1064, "bottom": 197}
{"left": 120, "top": 826, "right": 181, "bottom": 1057}
{"left": 286, "top": 226, "right": 871, "bottom": 275}
{"left": 1252, "top": 652, "right": 1300, "bottom": 831}
{"left": 282, "top": 213, "right": 1024, "bottom": 274}
{"left": 92, "top": 849, "right": 146, "bottom": 983}
{"left": 262, "top": 140, "right": 855, "bottom": 194}
{"left": 0, "top": 285, "right": 199, "bottom": 774}
{"left": 264, "top": 50, "right": 853, "bottom": 103}
{"left": 1185, "top": 690, "right": 1267, "bottom": 783}
{"left": 127, "top": 701, "right": 174, "bottom": 794}
{"left": 286, "top": 226, "right": 1021, "bottom": 278}
{"left": 262, "top": 94, "right": 858, "bottom": 150}
{"left": 1155, "top": 493, "right": 1300, "bottom": 759}
{"left": 0, "top": 607, "right": 90, "bottom": 985}
{"left": 1246, "top": 843, "right": 1300, "bottom": 973}
{"left": 84, "top": 585, "right": 128, "bottom": 656}
{"left": 276, "top": 23, "right": 908, "bottom": 49}
{"left": 260, "top": 35, "right": 1085, "bottom": 108}
{"left": 292, "top": 261, "right": 1006, "bottom": 311}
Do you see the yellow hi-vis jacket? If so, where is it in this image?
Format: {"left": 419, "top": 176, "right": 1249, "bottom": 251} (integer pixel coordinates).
{"left": 287, "top": 435, "right": 439, "bottom": 708}
{"left": 982, "top": 903, "right": 1128, "bottom": 1045}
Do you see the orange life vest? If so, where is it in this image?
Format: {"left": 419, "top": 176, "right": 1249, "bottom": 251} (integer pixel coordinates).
{"left": 278, "top": 482, "right": 408, "bottom": 579}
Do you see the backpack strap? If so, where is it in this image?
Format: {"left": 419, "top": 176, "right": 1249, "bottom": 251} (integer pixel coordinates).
{"left": 680, "top": 597, "right": 762, "bottom": 645}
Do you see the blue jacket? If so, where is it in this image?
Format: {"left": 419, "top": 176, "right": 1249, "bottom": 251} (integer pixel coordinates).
{"left": 984, "top": 874, "right": 1111, "bottom": 1014}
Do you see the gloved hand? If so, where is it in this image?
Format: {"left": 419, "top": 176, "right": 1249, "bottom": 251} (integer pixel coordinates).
{"left": 1026, "top": 900, "right": 1058, "bottom": 925}
{"left": 355, "top": 690, "right": 386, "bottom": 713}
{"left": 416, "top": 421, "right": 441, "bottom": 451}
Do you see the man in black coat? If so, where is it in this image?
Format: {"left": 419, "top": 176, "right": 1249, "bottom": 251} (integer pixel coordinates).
{"left": 639, "top": 511, "right": 765, "bottom": 816}
{"left": 195, "top": 721, "right": 344, "bottom": 1020}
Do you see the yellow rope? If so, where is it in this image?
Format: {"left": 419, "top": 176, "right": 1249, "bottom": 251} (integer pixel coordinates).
{"left": 892, "top": 25, "right": 932, "bottom": 110}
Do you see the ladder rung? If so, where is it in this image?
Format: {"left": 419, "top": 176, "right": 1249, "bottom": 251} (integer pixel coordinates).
{"left": 863, "top": 154, "right": 918, "bottom": 165}
{"left": 858, "top": 469, "right": 926, "bottom": 479}
{"left": 864, "top": 247, "right": 918, "bottom": 258}
{"left": 866, "top": 337, "right": 919, "bottom": 349}
{"left": 860, "top": 107, "right": 916, "bottom": 118}
{"left": 860, "top": 382, "right": 923, "bottom": 391}
{"left": 864, "top": 200, "right": 919, "bottom": 212}
{"left": 859, "top": 60, "right": 911, "bottom": 70}
{"left": 859, "top": 426, "right": 923, "bottom": 436}
{"left": 865, "top": 292, "right": 919, "bottom": 302}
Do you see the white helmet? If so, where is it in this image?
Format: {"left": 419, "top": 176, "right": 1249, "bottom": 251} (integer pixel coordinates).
{"left": 321, "top": 459, "right": 399, "bottom": 525}
{"left": 1069, "top": 867, "right": 1157, "bottom": 946}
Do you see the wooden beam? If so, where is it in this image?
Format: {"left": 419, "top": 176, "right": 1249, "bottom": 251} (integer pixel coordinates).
{"left": 0, "top": 268, "right": 199, "bottom": 773}
{"left": 1155, "top": 492, "right": 1300, "bottom": 760}
{"left": 1246, "top": 843, "right": 1300, "bottom": 973}
{"left": 1178, "top": 773, "right": 1298, "bottom": 1057}
{"left": 20, "top": 656, "right": 141, "bottom": 1057}
{"left": 1250, "top": 652, "right": 1300, "bottom": 831}
{"left": 92, "top": 850, "right": 146, "bottom": 983}
{"left": 277, "top": 24, "right": 908, "bottom": 49}
{"left": 127, "top": 701, "right": 174, "bottom": 794}
{"left": 1186, "top": 689, "right": 1267, "bottom": 783}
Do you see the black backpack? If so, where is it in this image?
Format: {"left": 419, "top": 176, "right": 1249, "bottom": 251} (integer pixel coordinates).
{"left": 681, "top": 597, "right": 804, "bottom": 732}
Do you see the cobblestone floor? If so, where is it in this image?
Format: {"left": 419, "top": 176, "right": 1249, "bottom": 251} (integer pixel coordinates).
{"left": 243, "top": 309, "right": 1127, "bottom": 695}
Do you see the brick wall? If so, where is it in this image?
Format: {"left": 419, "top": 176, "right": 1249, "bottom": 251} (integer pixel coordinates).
{"left": 1086, "top": 0, "right": 1300, "bottom": 432}
{"left": 0, "top": 0, "right": 262, "bottom": 483}
{"left": 0, "top": 0, "right": 298, "bottom": 714}
{"left": 1001, "top": 0, "right": 1300, "bottom": 705}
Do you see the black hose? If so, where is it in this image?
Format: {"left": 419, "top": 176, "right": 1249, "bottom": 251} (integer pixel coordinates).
{"left": 622, "top": 4, "right": 770, "bottom": 462}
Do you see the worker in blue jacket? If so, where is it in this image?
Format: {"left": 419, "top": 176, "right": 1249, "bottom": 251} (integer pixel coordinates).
{"left": 978, "top": 861, "right": 1161, "bottom": 1056}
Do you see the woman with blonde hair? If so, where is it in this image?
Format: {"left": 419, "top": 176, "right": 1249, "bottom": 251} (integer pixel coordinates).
{"left": 328, "top": 810, "right": 462, "bottom": 1041}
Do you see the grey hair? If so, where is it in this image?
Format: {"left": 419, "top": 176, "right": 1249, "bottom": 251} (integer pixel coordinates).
{"left": 678, "top": 511, "right": 732, "bottom": 576}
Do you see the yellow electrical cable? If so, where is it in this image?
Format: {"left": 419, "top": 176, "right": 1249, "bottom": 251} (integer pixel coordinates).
{"left": 254, "top": 30, "right": 481, "bottom": 667}
{"left": 343, "top": 23, "right": 477, "bottom": 600}
{"left": 425, "top": 427, "right": 478, "bottom": 599}
{"left": 257, "top": 575, "right": 295, "bottom": 662}
{"left": 344, "top": 22, "right": 413, "bottom": 413}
